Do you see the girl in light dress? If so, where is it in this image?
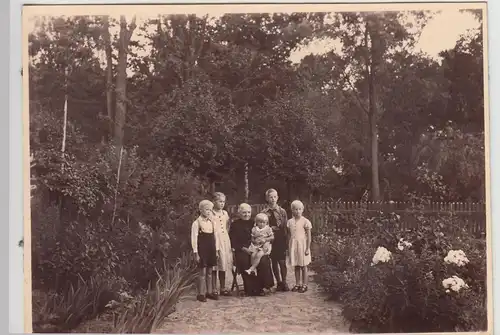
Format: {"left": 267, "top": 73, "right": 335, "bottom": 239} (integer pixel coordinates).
{"left": 287, "top": 200, "right": 312, "bottom": 293}
{"left": 212, "top": 192, "right": 233, "bottom": 296}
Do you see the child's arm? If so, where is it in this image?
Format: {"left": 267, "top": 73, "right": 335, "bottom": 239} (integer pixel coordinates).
{"left": 214, "top": 221, "right": 221, "bottom": 255}
{"left": 251, "top": 227, "right": 258, "bottom": 244}
{"left": 191, "top": 220, "right": 199, "bottom": 255}
{"left": 305, "top": 219, "right": 312, "bottom": 255}
{"left": 266, "top": 227, "right": 274, "bottom": 242}
{"left": 282, "top": 209, "right": 289, "bottom": 249}
{"left": 286, "top": 219, "right": 292, "bottom": 248}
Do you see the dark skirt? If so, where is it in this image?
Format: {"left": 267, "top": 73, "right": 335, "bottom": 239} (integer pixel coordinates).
{"left": 234, "top": 250, "right": 274, "bottom": 295}
{"left": 197, "top": 231, "right": 217, "bottom": 268}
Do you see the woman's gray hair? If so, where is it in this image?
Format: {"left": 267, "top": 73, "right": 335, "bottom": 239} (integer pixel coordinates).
{"left": 238, "top": 203, "right": 252, "bottom": 213}
{"left": 199, "top": 199, "right": 214, "bottom": 210}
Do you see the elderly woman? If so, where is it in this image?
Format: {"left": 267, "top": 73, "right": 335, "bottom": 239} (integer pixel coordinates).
{"left": 229, "top": 203, "right": 274, "bottom": 296}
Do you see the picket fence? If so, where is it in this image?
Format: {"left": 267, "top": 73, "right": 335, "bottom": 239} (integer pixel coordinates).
{"left": 226, "top": 201, "right": 487, "bottom": 237}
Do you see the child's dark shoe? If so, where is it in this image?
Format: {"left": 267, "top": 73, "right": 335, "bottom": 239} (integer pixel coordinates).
{"left": 206, "top": 293, "right": 219, "bottom": 300}
{"left": 282, "top": 282, "right": 290, "bottom": 292}
{"left": 197, "top": 294, "right": 207, "bottom": 302}
{"left": 291, "top": 285, "right": 301, "bottom": 292}
{"left": 298, "top": 285, "right": 308, "bottom": 293}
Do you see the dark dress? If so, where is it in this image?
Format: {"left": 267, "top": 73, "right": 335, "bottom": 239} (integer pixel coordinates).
{"left": 229, "top": 218, "right": 274, "bottom": 295}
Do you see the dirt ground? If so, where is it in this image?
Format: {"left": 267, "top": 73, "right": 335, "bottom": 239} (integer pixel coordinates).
{"left": 155, "top": 266, "right": 350, "bottom": 334}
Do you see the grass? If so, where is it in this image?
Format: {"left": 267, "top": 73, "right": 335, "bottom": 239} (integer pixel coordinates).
{"left": 111, "top": 253, "right": 198, "bottom": 333}
{"left": 32, "top": 275, "right": 113, "bottom": 333}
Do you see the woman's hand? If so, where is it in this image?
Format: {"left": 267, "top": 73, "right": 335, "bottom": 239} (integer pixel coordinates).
{"left": 194, "top": 252, "right": 200, "bottom": 263}
{"left": 242, "top": 247, "right": 251, "bottom": 255}
{"left": 305, "top": 249, "right": 310, "bottom": 256}
{"left": 217, "top": 250, "right": 222, "bottom": 259}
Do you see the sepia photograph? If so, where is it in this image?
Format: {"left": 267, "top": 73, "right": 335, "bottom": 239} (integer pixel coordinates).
{"left": 23, "top": 2, "right": 491, "bottom": 333}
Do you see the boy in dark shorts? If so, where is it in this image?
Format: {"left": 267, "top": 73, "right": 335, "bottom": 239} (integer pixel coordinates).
{"left": 261, "top": 188, "right": 289, "bottom": 292}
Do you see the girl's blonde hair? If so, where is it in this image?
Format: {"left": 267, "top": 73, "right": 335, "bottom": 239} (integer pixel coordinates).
{"left": 213, "top": 192, "right": 226, "bottom": 201}
{"left": 199, "top": 200, "right": 214, "bottom": 210}
{"left": 265, "top": 188, "right": 278, "bottom": 199}
{"left": 255, "top": 213, "right": 269, "bottom": 223}
{"left": 238, "top": 203, "right": 252, "bottom": 213}
{"left": 291, "top": 200, "right": 304, "bottom": 210}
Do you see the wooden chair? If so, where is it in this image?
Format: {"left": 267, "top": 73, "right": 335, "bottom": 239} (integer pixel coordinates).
{"left": 231, "top": 266, "right": 242, "bottom": 295}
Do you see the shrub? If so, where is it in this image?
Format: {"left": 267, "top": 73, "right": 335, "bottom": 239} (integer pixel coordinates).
{"left": 312, "top": 210, "right": 487, "bottom": 333}
{"left": 31, "top": 151, "right": 204, "bottom": 293}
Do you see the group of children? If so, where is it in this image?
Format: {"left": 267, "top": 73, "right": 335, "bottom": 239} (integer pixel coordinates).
{"left": 190, "top": 189, "right": 313, "bottom": 302}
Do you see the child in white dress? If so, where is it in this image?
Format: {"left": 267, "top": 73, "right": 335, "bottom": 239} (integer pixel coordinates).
{"left": 245, "top": 213, "right": 274, "bottom": 276}
{"left": 287, "top": 200, "right": 312, "bottom": 293}
{"left": 212, "top": 192, "right": 233, "bottom": 296}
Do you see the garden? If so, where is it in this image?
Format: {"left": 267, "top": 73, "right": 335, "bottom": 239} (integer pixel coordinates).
{"left": 26, "top": 8, "right": 486, "bottom": 334}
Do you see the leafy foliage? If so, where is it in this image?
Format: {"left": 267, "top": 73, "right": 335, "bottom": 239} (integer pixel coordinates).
{"left": 312, "top": 208, "right": 487, "bottom": 333}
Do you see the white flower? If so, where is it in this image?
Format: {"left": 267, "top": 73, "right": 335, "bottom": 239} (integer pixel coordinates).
{"left": 444, "top": 250, "right": 469, "bottom": 267}
{"left": 371, "top": 246, "right": 392, "bottom": 265}
{"left": 442, "top": 275, "right": 469, "bottom": 292}
{"left": 397, "top": 238, "right": 412, "bottom": 251}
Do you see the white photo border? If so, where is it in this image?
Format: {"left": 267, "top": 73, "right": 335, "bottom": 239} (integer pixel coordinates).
{"left": 9, "top": 1, "right": 498, "bottom": 333}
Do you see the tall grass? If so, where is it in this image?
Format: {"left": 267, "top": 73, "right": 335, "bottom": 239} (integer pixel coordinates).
{"left": 32, "top": 275, "right": 113, "bottom": 333}
{"left": 112, "top": 253, "right": 198, "bottom": 333}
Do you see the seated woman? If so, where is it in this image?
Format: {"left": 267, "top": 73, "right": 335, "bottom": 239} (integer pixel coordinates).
{"left": 229, "top": 203, "right": 275, "bottom": 296}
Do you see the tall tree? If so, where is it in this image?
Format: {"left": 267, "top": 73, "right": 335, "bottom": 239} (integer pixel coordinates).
{"left": 313, "top": 11, "right": 432, "bottom": 201}
{"left": 102, "top": 15, "right": 115, "bottom": 141}
{"left": 114, "top": 15, "right": 137, "bottom": 151}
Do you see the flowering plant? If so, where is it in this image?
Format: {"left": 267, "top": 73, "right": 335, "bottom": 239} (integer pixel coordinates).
{"left": 312, "top": 210, "right": 487, "bottom": 333}
{"left": 371, "top": 246, "right": 391, "bottom": 265}
{"left": 444, "top": 250, "right": 470, "bottom": 267}
{"left": 442, "top": 275, "right": 469, "bottom": 293}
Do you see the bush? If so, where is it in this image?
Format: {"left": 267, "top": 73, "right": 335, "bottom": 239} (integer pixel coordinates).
{"left": 312, "top": 210, "right": 487, "bottom": 333}
{"left": 31, "top": 147, "right": 205, "bottom": 332}
{"left": 32, "top": 150, "right": 204, "bottom": 293}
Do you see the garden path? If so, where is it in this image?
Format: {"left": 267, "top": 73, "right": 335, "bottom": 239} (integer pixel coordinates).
{"left": 155, "top": 265, "right": 349, "bottom": 334}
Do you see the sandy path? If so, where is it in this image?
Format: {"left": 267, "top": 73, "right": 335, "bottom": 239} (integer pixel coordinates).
{"left": 155, "top": 266, "right": 349, "bottom": 334}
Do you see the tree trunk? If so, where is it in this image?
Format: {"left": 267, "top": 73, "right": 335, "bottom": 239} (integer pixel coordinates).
{"left": 103, "top": 16, "right": 114, "bottom": 142}
{"left": 61, "top": 67, "right": 69, "bottom": 153}
{"left": 244, "top": 162, "right": 249, "bottom": 202}
{"left": 114, "top": 15, "right": 136, "bottom": 152}
{"left": 366, "top": 15, "right": 382, "bottom": 202}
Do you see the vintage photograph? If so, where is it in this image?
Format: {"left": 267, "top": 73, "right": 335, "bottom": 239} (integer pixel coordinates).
{"left": 24, "top": 2, "right": 490, "bottom": 333}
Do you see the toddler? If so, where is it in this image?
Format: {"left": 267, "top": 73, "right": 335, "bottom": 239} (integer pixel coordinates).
{"left": 245, "top": 213, "right": 274, "bottom": 276}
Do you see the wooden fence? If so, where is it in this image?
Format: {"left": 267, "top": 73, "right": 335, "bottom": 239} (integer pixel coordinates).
{"left": 226, "top": 201, "right": 487, "bottom": 237}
